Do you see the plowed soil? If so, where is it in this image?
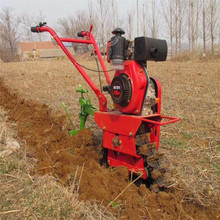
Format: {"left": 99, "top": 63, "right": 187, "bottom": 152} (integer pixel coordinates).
{"left": 1, "top": 77, "right": 219, "bottom": 219}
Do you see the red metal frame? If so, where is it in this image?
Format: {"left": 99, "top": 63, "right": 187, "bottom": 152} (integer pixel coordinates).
{"left": 32, "top": 25, "right": 180, "bottom": 180}
{"left": 34, "top": 26, "right": 110, "bottom": 111}
{"left": 142, "top": 115, "right": 180, "bottom": 126}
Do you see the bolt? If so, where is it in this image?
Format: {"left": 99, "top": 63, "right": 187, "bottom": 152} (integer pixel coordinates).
{"left": 129, "top": 132, "right": 132, "bottom": 137}
{"left": 136, "top": 109, "right": 139, "bottom": 113}
{"left": 107, "top": 160, "right": 110, "bottom": 164}
{"left": 99, "top": 95, "right": 101, "bottom": 99}
{"left": 113, "top": 136, "right": 120, "bottom": 146}
{"left": 103, "top": 126, "right": 106, "bottom": 131}
{"left": 102, "top": 102, "right": 106, "bottom": 106}
{"left": 119, "top": 140, "right": 122, "bottom": 145}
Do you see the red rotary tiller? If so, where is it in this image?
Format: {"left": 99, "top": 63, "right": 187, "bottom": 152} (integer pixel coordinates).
{"left": 31, "top": 22, "right": 179, "bottom": 189}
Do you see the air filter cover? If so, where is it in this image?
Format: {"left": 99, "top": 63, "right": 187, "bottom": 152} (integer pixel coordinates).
{"left": 134, "top": 37, "right": 167, "bottom": 62}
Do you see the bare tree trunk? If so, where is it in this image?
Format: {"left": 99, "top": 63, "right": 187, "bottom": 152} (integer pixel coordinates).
{"left": 137, "top": 0, "right": 139, "bottom": 37}
{"left": 175, "top": 0, "right": 178, "bottom": 54}
{"left": 95, "top": 0, "right": 111, "bottom": 59}
{"left": 151, "top": 0, "right": 157, "bottom": 38}
{"left": 88, "top": 0, "right": 94, "bottom": 24}
{"left": 100, "top": 0, "right": 105, "bottom": 58}
{"left": 170, "top": 0, "right": 173, "bottom": 57}
{"left": 195, "top": 1, "right": 200, "bottom": 49}
{"left": 178, "top": 0, "right": 182, "bottom": 53}
{"left": 127, "top": 11, "right": 134, "bottom": 39}
{"left": 161, "top": 0, "right": 174, "bottom": 58}
{"left": 112, "top": 0, "right": 116, "bottom": 28}
{"left": 21, "top": 14, "right": 34, "bottom": 41}
{"left": 209, "top": 0, "right": 216, "bottom": 54}
{"left": 190, "top": 0, "right": 195, "bottom": 51}
{"left": 143, "top": 3, "right": 146, "bottom": 36}
{"left": 188, "top": 0, "right": 191, "bottom": 51}
{"left": 203, "top": 0, "right": 206, "bottom": 54}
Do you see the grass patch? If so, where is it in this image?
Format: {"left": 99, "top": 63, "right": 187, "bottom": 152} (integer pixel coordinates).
{"left": 183, "top": 132, "right": 192, "bottom": 139}
{"left": 0, "top": 159, "right": 17, "bottom": 174}
{"left": 213, "top": 164, "right": 220, "bottom": 176}
{"left": 162, "top": 137, "right": 189, "bottom": 149}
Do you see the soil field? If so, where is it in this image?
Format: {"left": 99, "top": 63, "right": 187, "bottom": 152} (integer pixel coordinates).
{"left": 0, "top": 57, "right": 220, "bottom": 219}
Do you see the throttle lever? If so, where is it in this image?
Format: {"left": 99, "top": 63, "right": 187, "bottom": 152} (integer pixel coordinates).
{"left": 39, "top": 22, "right": 47, "bottom": 27}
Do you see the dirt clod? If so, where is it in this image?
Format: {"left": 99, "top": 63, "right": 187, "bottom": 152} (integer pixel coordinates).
{"left": 158, "top": 191, "right": 172, "bottom": 201}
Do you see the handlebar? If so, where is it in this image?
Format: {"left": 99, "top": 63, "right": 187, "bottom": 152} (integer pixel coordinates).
{"left": 31, "top": 22, "right": 47, "bottom": 33}
{"left": 30, "top": 23, "right": 110, "bottom": 111}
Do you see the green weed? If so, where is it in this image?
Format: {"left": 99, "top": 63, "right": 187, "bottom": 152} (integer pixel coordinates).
{"left": 183, "top": 132, "right": 192, "bottom": 139}
{"left": 109, "top": 201, "right": 120, "bottom": 208}
{"left": 69, "top": 148, "right": 74, "bottom": 155}
{"left": 0, "top": 160, "right": 16, "bottom": 174}
{"left": 213, "top": 164, "right": 220, "bottom": 176}
{"left": 162, "top": 137, "right": 189, "bottom": 149}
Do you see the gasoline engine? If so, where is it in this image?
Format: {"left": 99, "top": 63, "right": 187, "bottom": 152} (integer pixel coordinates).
{"left": 105, "top": 28, "right": 167, "bottom": 116}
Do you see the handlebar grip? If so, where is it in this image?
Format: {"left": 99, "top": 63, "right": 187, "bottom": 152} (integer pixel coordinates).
{"left": 77, "top": 31, "right": 83, "bottom": 37}
{"left": 31, "top": 26, "right": 38, "bottom": 32}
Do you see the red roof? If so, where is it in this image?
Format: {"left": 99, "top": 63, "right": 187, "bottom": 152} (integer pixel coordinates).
{"left": 18, "top": 41, "right": 60, "bottom": 52}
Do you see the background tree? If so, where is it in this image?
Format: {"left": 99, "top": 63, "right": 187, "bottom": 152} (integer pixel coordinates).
{"left": 209, "top": 0, "right": 218, "bottom": 54}
{"left": 144, "top": 0, "right": 159, "bottom": 38}
{"left": 142, "top": 3, "right": 146, "bottom": 36}
{"left": 94, "top": 0, "right": 112, "bottom": 58}
{"left": 195, "top": 1, "right": 201, "bottom": 48}
{"left": 1, "top": 0, "right": 220, "bottom": 62}
{"left": 161, "top": 0, "right": 174, "bottom": 57}
{"left": 58, "top": 10, "right": 91, "bottom": 53}
{"left": 127, "top": 10, "right": 134, "bottom": 39}
{"left": 177, "top": 0, "right": 186, "bottom": 53}
{"left": 21, "top": 11, "right": 47, "bottom": 42}
{"left": 149, "top": 0, "right": 158, "bottom": 38}
{"left": 172, "top": 0, "right": 187, "bottom": 53}
{"left": 0, "top": 7, "right": 20, "bottom": 62}
{"left": 202, "top": 0, "right": 207, "bottom": 54}
{"left": 111, "top": 0, "right": 117, "bottom": 28}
